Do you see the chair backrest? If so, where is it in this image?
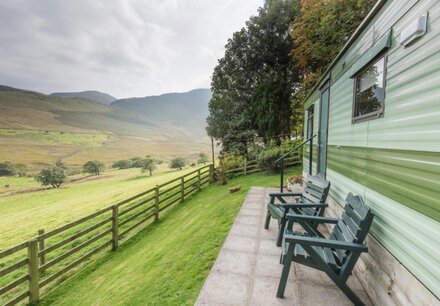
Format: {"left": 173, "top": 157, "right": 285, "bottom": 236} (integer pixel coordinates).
{"left": 297, "top": 175, "right": 331, "bottom": 216}
{"left": 330, "top": 193, "right": 374, "bottom": 267}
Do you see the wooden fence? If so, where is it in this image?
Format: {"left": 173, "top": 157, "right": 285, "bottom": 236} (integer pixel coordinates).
{"left": 224, "top": 155, "right": 300, "bottom": 176}
{"left": 0, "top": 155, "right": 302, "bottom": 306}
{"left": 0, "top": 165, "right": 213, "bottom": 306}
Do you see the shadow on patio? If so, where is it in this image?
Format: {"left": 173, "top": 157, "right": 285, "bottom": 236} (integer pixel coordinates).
{"left": 196, "top": 187, "right": 372, "bottom": 306}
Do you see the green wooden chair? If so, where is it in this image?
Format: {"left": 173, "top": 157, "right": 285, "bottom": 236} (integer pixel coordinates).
{"left": 264, "top": 175, "right": 331, "bottom": 246}
{"left": 276, "top": 193, "right": 374, "bottom": 306}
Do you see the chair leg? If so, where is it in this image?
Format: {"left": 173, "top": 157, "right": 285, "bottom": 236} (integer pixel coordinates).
{"left": 277, "top": 243, "right": 294, "bottom": 298}
{"left": 264, "top": 210, "right": 271, "bottom": 229}
{"left": 335, "top": 282, "right": 366, "bottom": 306}
{"left": 276, "top": 218, "right": 286, "bottom": 247}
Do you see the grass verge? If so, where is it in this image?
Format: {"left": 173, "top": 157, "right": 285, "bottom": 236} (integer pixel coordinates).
{"left": 38, "top": 167, "right": 300, "bottom": 305}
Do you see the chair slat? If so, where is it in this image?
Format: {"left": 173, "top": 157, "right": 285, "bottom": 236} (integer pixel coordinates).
{"left": 346, "top": 193, "right": 369, "bottom": 219}
{"left": 341, "top": 212, "right": 360, "bottom": 237}
{"left": 344, "top": 204, "right": 363, "bottom": 226}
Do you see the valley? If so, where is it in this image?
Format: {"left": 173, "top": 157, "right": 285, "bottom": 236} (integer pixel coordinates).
{"left": 0, "top": 87, "right": 211, "bottom": 172}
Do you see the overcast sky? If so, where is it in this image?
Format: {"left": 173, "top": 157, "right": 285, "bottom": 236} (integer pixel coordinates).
{"left": 0, "top": 0, "right": 262, "bottom": 98}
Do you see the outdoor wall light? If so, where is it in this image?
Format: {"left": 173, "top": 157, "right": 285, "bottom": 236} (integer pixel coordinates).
{"left": 400, "top": 12, "right": 428, "bottom": 47}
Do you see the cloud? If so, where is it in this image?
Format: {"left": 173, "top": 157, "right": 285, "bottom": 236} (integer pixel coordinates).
{"left": 0, "top": 0, "right": 262, "bottom": 98}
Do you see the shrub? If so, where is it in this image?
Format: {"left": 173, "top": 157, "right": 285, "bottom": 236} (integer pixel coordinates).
{"left": 170, "top": 157, "right": 186, "bottom": 170}
{"left": 130, "top": 157, "right": 144, "bottom": 168}
{"left": 112, "top": 159, "right": 133, "bottom": 169}
{"left": 257, "top": 139, "right": 301, "bottom": 173}
{"left": 0, "top": 161, "right": 24, "bottom": 177}
{"left": 215, "top": 158, "right": 228, "bottom": 185}
{"left": 35, "top": 167, "right": 67, "bottom": 188}
{"left": 83, "top": 160, "right": 105, "bottom": 175}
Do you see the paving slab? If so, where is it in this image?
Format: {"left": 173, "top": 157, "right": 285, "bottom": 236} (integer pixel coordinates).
{"left": 195, "top": 187, "right": 373, "bottom": 306}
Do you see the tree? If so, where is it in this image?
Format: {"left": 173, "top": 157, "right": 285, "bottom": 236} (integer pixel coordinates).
{"left": 207, "top": 0, "right": 301, "bottom": 154}
{"left": 292, "top": 0, "right": 375, "bottom": 87}
{"left": 35, "top": 167, "right": 67, "bottom": 188}
{"left": 141, "top": 158, "right": 156, "bottom": 176}
{"left": 112, "top": 159, "right": 133, "bottom": 169}
{"left": 197, "top": 153, "right": 209, "bottom": 165}
{"left": 170, "top": 157, "right": 186, "bottom": 170}
{"left": 83, "top": 160, "right": 105, "bottom": 175}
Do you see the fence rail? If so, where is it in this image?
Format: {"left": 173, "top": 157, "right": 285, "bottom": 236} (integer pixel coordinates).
{"left": 0, "top": 164, "right": 213, "bottom": 306}
{"left": 0, "top": 155, "right": 302, "bottom": 305}
{"left": 225, "top": 155, "right": 300, "bottom": 176}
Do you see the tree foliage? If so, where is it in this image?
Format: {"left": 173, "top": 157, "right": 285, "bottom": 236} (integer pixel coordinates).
{"left": 83, "top": 160, "right": 105, "bottom": 175}
{"left": 292, "top": 0, "right": 376, "bottom": 87}
{"left": 35, "top": 167, "right": 67, "bottom": 188}
{"left": 197, "top": 153, "right": 209, "bottom": 165}
{"left": 170, "top": 157, "right": 186, "bottom": 170}
{"left": 141, "top": 158, "right": 156, "bottom": 176}
{"left": 112, "top": 159, "right": 133, "bottom": 169}
{"left": 0, "top": 161, "right": 26, "bottom": 177}
{"left": 207, "top": 0, "right": 301, "bottom": 154}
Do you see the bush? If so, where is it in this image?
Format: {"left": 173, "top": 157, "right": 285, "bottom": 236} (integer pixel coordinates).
{"left": 170, "top": 157, "right": 186, "bottom": 170}
{"left": 215, "top": 158, "right": 228, "bottom": 185}
{"left": 257, "top": 139, "right": 301, "bottom": 173}
{"left": 83, "top": 160, "right": 105, "bottom": 175}
{"left": 112, "top": 159, "right": 133, "bottom": 169}
{"left": 130, "top": 157, "right": 144, "bottom": 168}
{"left": 0, "top": 161, "right": 26, "bottom": 177}
{"left": 35, "top": 167, "right": 67, "bottom": 188}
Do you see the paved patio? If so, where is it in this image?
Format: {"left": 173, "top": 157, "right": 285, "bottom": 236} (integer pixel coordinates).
{"left": 196, "top": 187, "right": 372, "bottom": 306}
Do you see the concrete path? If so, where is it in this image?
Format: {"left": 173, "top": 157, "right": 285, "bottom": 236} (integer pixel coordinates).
{"left": 195, "top": 187, "right": 372, "bottom": 306}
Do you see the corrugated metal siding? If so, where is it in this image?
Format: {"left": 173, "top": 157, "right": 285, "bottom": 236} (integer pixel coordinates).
{"left": 303, "top": 0, "right": 440, "bottom": 298}
{"left": 327, "top": 169, "right": 440, "bottom": 298}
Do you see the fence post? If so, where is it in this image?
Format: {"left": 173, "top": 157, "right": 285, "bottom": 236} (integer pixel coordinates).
{"left": 181, "top": 177, "right": 185, "bottom": 201}
{"left": 209, "top": 164, "right": 215, "bottom": 183}
{"left": 197, "top": 169, "right": 201, "bottom": 191}
{"left": 37, "top": 229, "right": 45, "bottom": 269}
{"left": 112, "top": 205, "right": 119, "bottom": 251}
{"left": 154, "top": 185, "right": 159, "bottom": 221}
{"left": 28, "top": 239, "right": 40, "bottom": 304}
{"left": 243, "top": 158, "right": 247, "bottom": 176}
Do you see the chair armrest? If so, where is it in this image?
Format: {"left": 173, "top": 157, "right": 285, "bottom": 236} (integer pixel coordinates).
{"left": 269, "top": 192, "right": 301, "bottom": 197}
{"left": 285, "top": 234, "right": 368, "bottom": 252}
{"left": 281, "top": 203, "right": 328, "bottom": 209}
{"left": 286, "top": 214, "right": 339, "bottom": 224}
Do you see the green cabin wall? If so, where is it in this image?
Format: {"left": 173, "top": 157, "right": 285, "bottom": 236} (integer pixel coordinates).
{"left": 303, "top": 0, "right": 440, "bottom": 298}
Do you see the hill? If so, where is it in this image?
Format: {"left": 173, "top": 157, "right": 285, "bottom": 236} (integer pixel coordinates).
{"left": 0, "top": 87, "right": 211, "bottom": 170}
{"left": 112, "top": 88, "right": 211, "bottom": 135}
{"left": 51, "top": 90, "right": 117, "bottom": 105}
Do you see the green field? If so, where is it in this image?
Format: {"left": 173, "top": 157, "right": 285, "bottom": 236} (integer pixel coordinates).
{"left": 0, "top": 129, "right": 108, "bottom": 147}
{"left": 37, "top": 168, "right": 300, "bottom": 305}
{"left": 0, "top": 91, "right": 211, "bottom": 170}
{"left": 0, "top": 166, "right": 206, "bottom": 250}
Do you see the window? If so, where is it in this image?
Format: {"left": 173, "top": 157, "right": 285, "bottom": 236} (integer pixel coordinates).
{"left": 352, "top": 54, "right": 386, "bottom": 122}
{"left": 307, "top": 106, "right": 314, "bottom": 139}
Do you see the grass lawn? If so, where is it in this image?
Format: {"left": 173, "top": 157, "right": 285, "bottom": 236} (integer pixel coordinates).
{"left": 38, "top": 167, "right": 301, "bottom": 306}
{"left": 0, "top": 166, "right": 207, "bottom": 250}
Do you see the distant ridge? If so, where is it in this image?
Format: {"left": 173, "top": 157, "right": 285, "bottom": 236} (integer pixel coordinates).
{"left": 51, "top": 90, "right": 117, "bottom": 105}
{"left": 0, "top": 84, "right": 41, "bottom": 95}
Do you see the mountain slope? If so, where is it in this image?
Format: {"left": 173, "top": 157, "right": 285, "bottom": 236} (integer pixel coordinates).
{"left": 112, "top": 88, "right": 211, "bottom": 132}
{"left": 51, "top": 91, "right": 117, "bottom": 105}
{"left": 0, "top": 88, "right": 211, "bottom": 168}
